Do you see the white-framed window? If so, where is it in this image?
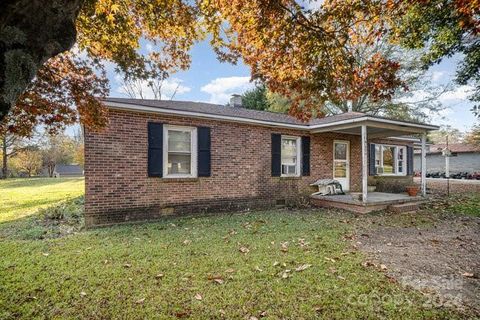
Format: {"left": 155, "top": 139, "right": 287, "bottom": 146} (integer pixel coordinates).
{"left": 281, "top": 136, "right": 301, "bottom": 177}
{"left": 375, "top": 144, "right": 407, "bottom": 176}
{"left": 163, "top": 125, "right": 197, "bottom": 178}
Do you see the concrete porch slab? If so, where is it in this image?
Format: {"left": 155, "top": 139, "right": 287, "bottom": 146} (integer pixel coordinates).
{"left": 310, "top": 192, "right": 425, "bottom": 213}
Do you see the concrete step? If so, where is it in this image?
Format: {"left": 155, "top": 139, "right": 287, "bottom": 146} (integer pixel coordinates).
{"left": 388, "top": 202, "right": 421, "bottom": 213}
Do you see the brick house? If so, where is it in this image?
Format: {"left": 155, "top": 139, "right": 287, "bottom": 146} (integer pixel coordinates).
{"left": 84, "top": 97, "right": 438, "bottom": 227}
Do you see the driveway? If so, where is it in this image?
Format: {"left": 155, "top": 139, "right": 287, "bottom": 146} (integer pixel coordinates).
{"left": 356, "top": 213, "right": 480, "bottom": 315}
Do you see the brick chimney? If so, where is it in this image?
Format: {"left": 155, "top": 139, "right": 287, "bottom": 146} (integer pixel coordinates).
{"left": 230, "top": 94, "right": 243, "bottom": 107}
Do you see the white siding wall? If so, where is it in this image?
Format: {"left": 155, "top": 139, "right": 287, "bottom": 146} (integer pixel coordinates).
{"left": 414, "top": 153, "right": 480, "bottom": 173}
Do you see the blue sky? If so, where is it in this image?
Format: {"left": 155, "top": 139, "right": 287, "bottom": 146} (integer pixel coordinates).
{"left": 105, "top": 39, "right": 478, "bottom": 133}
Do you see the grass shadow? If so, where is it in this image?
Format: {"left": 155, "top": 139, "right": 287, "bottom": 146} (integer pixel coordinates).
{"left": 0, "top": 196, "right": 85, "bottom": 240}
{"left": 0, "top": 177, "right": 84, "bottom": 189}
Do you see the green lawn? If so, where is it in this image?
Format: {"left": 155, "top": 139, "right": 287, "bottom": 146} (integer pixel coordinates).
{"left": 0, "top": 178, "right": 469, "bottom": 319}
{"left": 0, "top": 177, "right": 84, "bottom": 222}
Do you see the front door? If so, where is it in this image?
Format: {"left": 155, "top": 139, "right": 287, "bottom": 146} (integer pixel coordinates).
{"left": 333, "top": 141, "right": 350, "bottom": 191}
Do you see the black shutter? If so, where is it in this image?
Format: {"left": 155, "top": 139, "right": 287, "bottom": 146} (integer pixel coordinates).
{"left": 197, "top": 127, "right": 211, "bottom": 177}
{"left": 369, "top": 143, "right": 376, "bottom": 176}
{"left": 407, "top": 146, "right": 414, "bottom": 176}
{"left": 148, "top": 122, "right": 163, "bottom": 177}
{"left": 301, "top": 136, "right": 310, "bottom": 176}
{"left": 271, "top": 133, "right": 281, "bottom": 177}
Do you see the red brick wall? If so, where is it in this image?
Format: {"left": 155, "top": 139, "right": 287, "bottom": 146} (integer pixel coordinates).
{"left": 84, "top": 109, "right": 363, "bottom": 226}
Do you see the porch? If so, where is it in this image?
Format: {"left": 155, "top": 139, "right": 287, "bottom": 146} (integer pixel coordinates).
{"left": 308, "top": 113, "right": 438, "bottom": 213}
{"left": 310, "top": 192, "right": 424, "bottom": 213}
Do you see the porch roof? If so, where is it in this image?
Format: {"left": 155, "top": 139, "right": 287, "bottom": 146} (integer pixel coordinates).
{"left": 309, "top": 115, "right": 438, "bottom": 137}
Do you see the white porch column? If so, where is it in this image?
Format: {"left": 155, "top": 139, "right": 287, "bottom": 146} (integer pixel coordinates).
{"left": 421, "top": 133, "right": 427, "bottom": 197}
{"left": 361, "top": 125, "right": 368, "bottom": 204}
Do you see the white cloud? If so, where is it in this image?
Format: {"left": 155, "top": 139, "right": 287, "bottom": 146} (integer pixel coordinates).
{"left": 145, "top": 43, "right": 154, "bottom": 53}
{"left": 116, "top": 77, "right": 191, "bottom": 100}
{"left": 438, "top": 85, "right": 474, "bottom": 103}
{"left": 431, "top": 71, "right": 445, "bottom": 82}
{"left": 200, "top": 76, "right": 254, "bottom": 104}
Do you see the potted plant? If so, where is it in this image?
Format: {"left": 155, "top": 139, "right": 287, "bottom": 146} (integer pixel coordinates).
{"left": 405, "top": 185, "right": 420, "bottom": 197}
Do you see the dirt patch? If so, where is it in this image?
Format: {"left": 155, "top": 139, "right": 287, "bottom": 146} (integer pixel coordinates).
{"left": 356, "top": 214, "right": 480, "bottom": 315}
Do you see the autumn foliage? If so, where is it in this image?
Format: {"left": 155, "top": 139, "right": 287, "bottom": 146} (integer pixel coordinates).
{"left": 200, "top": 0, "right": 407, "bottom": 120}
{"left": 1, "top": 53, "right": 108, "bottom": 137}
{"left": 3, "top": 0, "right": 478, "bottom": 127}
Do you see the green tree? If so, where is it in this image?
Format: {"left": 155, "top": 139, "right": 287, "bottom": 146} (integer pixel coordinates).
{"left": 241, "top": 84, "right": 270, "bottom": 111}
{"left": 391, "top": 0, "right": 479, "bottom": 115}
{"left": 428, "top": 125, "right": 464, "bottom": 144}
{"left": 11, "top": 147, "right": 42, "bottom": 177}
{"left": 41, "top": 133, "right": 76, "bottom": 177}
{"left": 464, "top": 124, "right": 480, "bottom": 146}
{"left": 265, "top": 91, "right": 291, "bottom": 114}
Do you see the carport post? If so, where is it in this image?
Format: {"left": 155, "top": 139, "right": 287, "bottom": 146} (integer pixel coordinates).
{"left": 421, "top": 133, "right": 427, "bottom": 197}
{"left": 361, "top": 125, "right": 368, "bottom": 204}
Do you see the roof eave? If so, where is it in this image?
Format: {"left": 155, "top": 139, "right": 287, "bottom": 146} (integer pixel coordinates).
{"left": 104, "top": 101, "right": 309, "bottom": 130}
{"left": 104, "top": 100, "right": 439, "bottom": 132}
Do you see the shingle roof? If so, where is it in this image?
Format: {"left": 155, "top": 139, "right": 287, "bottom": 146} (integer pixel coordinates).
{"left": 104, "top": 97, "right": 308, "bottom": 125}
{"left": 103, "top": 97, "right": 435, "bottom": 129}
{"left": 428, "top": 143, "right": 480, "bottom": 154}
{"left": 55, "top": 164, "right": 83, "bottom": 174}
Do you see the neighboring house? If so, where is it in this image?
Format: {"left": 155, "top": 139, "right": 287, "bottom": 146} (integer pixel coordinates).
{"left": 414, "top": 143, "right": 480, "bottom": 174}
{"left": 53, "top": 164, "right": 84, "bottom": 177}
{"left": 84, "top": 97, "right": 437, "bottom": 227}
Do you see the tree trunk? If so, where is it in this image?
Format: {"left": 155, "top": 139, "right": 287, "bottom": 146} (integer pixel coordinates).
{"left": 0, "top": 0, "right": 86, "bottom": 121}
{"left": 1, "top": 135, "right": 7, "bottom": 179}
{"left": 48, "top": 162, "right": 55, "bottom": 177}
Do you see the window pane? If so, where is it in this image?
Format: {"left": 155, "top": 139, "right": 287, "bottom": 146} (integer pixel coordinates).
{"left": 168, "top": 130, "right": 191, "bottom": 152}
{"left": 398, "top": 161, "right": 404, "bottom": 173}
{"left": 334, "top": 143, "right": 347, "bottom": 160}
{"left": 398, "top": 148, "right": 404, "bottom": 173}
{"left": 334, "top": 161, "right": 347, "bottom": 178}
{"left": 375, "top": 145, "right": 381, "bottom": 166}
{"left": 281, "top": 138, "right": 297, "bottom": 175}
{"left": 383, "top": 146, "right": 395, "bottom": 174}
{"left": 282, "top": 164, "right": 297, "bottom": 175}
{"left": 168, "top": 153, "right": 191, "bottom": 174}
{"left": 281, "top": 138, "right": 297, "bottom": 167}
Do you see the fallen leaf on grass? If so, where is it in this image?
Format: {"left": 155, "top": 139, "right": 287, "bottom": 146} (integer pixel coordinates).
{"left": 183, "top": 239, "right": 191, "bottom": 245}
{"left": 239, "top": 246, "right": 250, "bottom": 254}
{"left": 462, "top": 272, "right": 475, "bottom": 278}
{"left": 175, "top": 310, "right": 191, "bottom": 318}
{"left": 208, "top": 275, "right": 224, "bottom": 284}
{"left": 123, "top": 263, "right": 132, "bottom": 268}
{"left": 225, "top": 268, "right": 235, "bottom": 273}
{"left": 281, "top": 270, "right": 291, "bottom": 279}
{"left": 380, "top": 264, "right": 387, "bottom": 271}
{"left": 362, "top": 261, "right": 376, "bottom": 268}
{"left": 295, "top": 264, "right": 312, "bottom": 272}
{"left": 135, "top": 298, "right": 145, "bottom": 304}
{"left": 194, "top": 293, "right": 203, "bottom": 301}
{"left": 42, "top": 253, "right": 49, "bottom": 257}
{"left": 324, "top": 257, "right": 336, "bottom": 263}
{"left": 80, "top": 291, "right": 87, "bottom": 297}
{"left": 298, "top": 238, "right": 309, "bottom": 247}
{"left": 155, "top": 273, "right": 164, "bottom": 279}
{"left": 280, "top": 242, "right": 289, "bottom": 252}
